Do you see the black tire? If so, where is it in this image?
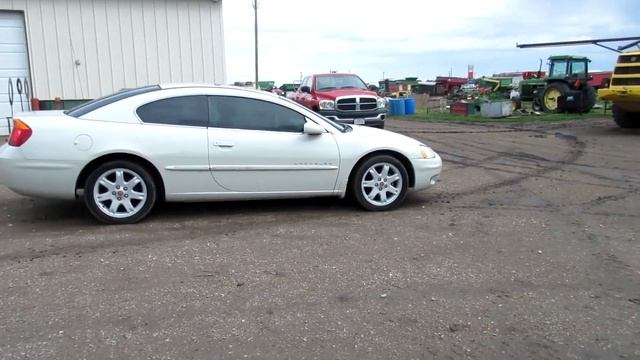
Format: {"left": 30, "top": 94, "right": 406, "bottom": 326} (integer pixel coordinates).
{"left": 351, "top": 155, "right": 409, "bottom": 211}
{"left": 541, "top": 82, "right": 569, "bottom": 113}
{"left": 532, "top": 98, "right": 543, "bottom": 112}
{"left": 579, "top": 85, "right": 596, "bottom": 113}
{"left": 84, "top": 160, "right": 157, "bottom": 224}
{"left": 612, "top": 105, "right": 640, "bottom": 128}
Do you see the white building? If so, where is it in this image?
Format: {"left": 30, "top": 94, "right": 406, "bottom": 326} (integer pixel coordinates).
{"left": 0, "top": 0, "right": 226, "bottom": 134}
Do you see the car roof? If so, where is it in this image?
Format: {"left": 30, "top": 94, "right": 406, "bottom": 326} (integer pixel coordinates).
{"left": 313, "top": 73, "right": 358, "bottom": 77}
{"left": 159, "top": 83, "right": 272, "bottom": 95}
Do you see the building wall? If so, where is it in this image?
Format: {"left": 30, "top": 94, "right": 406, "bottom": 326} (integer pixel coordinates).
{"left": 0, "top": 0, "right": 226, "bottom": 101}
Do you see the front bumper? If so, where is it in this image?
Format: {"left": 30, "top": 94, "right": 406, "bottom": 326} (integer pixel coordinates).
{"left": 319, "top": 109, "right": 386, "bottom": 128}
{"left": 410, "top": 154, "right": 442, "bottom": 192}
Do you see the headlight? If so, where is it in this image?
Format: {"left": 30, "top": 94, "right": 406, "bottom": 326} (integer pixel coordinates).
{"left": 319, "top": 100, "right": 335, "bottom": 110}
{"left": 377, "top": 98, "right": 386, "bottom": 109}
{"left": 419, "top": 144, "right": 436, "bottom": 159}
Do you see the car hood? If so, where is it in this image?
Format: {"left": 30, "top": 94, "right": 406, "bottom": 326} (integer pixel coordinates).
{"left": 316, "top": 89, "right": 378, "bottom": 100}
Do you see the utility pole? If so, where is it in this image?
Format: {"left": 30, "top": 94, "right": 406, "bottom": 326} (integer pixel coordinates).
{"left": 252, "top": 1, "right": 259, "bottom": 89}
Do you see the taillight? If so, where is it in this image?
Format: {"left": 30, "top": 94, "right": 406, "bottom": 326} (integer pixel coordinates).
{"left": 8, "top": 119, "right": 33, "bottom": 147}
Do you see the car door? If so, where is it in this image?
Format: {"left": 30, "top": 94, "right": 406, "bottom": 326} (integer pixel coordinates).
{"left": 295, "top": 76, "right": 313, "bottom": 109}
{"left": 135, "top": 95, "right": 220, "bottom": 196}
{"left": 207, "top": 95, "right": 340, "bottom": 193}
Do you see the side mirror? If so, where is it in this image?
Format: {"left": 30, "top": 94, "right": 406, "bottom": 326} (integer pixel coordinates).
{"left": 303, "top": 121, "right": 325, "bottom": 135}
{"left": 300, "top": 86, "right": 311, "bottom": 94}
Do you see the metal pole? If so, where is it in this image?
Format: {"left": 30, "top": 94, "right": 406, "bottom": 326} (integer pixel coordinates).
{"left": 252, "top": 1, "right": 259, "bottom": 89}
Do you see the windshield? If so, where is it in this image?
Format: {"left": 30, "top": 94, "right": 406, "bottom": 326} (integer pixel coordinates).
{"left": 550, "top": 60, "right": 568, "bottom": 77}
{"left": 315, "top": 75, "right": 367, "bottom": 91}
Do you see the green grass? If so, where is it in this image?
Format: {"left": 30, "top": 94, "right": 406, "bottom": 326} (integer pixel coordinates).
{"left": 404, "top": 103, "right": 612, "bottom": 123}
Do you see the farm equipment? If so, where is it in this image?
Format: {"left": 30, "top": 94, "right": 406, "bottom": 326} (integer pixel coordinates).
{"left": 598, "top": 51, "right": 640, "bottom": 128}
{"left": 517, "top": 36, "right": 640, "bottom": 123}
{"left": 516, "top": 55, "right": 596, "bottom": 113}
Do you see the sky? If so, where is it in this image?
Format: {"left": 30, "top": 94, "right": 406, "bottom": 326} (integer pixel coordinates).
{"left": 222, "top": 0, "right": 640, "bottom": 85}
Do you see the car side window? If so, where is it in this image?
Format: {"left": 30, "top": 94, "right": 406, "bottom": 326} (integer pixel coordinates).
{"left": 209, "top": 96, "right": 305, "bottom": 133}
{"left": 136, "top": 96, "right": 208, "bottom": 127}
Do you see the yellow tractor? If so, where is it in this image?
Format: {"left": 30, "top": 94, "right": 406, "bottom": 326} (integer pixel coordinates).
{"left": 598, "top": 51, "right": 640, "bottom": 128}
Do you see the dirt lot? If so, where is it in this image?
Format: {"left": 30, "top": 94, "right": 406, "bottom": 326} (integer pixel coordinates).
{"left": 1, "top": 118, "right": 639, "bottom": 359}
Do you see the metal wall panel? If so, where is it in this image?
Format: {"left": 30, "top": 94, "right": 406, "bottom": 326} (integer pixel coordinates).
{"left": 0, "top": 10, "right": 31, "bottom": 135}
{"left": 0, "top": 0, "right": 226, "bottom": 101}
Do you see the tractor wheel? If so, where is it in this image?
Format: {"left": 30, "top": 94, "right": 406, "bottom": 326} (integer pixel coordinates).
{"left": 541, "top": 82, "right": 569, "bottom": 113}
{"left": 612, "top": 105, "right": 640, "bottom": 128}
{"left": 532, "top": 98, "right": 543, "bottom": 112}
{"left": 579, "top": 85, "right": 596, "bottom": 113}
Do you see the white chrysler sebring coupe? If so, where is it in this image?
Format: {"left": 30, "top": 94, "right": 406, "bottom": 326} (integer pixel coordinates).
{"left": 0, "top": 85, "right": 442, "bottom": 224}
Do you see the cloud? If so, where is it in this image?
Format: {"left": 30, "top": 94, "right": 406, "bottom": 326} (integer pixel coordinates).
{"left": 223, "top": 0, "right": 640, "bottom": 84}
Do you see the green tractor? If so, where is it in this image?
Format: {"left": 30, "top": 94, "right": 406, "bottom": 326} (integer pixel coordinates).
{"left": 517, "top": 55, "right": 596, "bottom": 113}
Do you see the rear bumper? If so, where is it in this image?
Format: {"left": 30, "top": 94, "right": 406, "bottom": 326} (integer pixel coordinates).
{"left": 0, "top": 144, "right": 79, "bottom": 200}
{"left": 319, "top": 109, "right": 386, "bottom": 128}
{"left": 410, "top": 154, "right": 442, "bottom": 191}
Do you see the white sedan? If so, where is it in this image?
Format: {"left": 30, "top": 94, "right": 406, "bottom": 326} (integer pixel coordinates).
{"left": 0, "top": 85, "right": 442, "bottom": 224}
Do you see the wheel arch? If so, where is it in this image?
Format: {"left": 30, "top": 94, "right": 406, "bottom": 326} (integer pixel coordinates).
{"left": 75, "top": 153, "right": 166, "bottom": 201}
{"left": 347, "top": 150, "right": 416, "bottom": 191}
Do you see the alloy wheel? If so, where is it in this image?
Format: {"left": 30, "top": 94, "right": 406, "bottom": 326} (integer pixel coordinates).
{"left": 360, "top": 162, "right": 403, "bottom": 207}
{"left": 92, "top": 168, "right": 148, "bottom": 219}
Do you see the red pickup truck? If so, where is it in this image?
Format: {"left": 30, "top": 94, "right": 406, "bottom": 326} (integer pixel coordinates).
{"left": 292, "top": 73, "right": 387, "bottom": 128}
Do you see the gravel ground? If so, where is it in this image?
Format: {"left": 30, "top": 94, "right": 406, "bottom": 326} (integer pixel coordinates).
{"left": 0, "top": 118, "right": 639, "bottom": 359}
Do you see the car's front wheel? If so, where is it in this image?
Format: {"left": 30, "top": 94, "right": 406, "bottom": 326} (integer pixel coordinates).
{"left": 84, "top": 161, "right": 157, "bottom": 224}
{"left": 352, "top": 155, "right": 408, "bottom": 211}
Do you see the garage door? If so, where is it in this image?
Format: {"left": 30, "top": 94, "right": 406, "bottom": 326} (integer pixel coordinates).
{"left": 0, "top": 11, "right": 31, "bottom": 136}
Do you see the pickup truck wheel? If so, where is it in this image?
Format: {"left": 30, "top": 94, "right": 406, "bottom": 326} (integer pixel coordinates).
{"left": 613, "top": 105, "right": 640, "bottom": 128}
{"left": 84, "top": 160, "right": 157, "bottom": 224}
{"left": 352, "top": 155, "right": 408, "bottom": 211}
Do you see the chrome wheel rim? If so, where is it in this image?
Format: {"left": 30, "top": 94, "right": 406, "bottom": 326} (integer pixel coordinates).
{"left": 361, "top": 162, "right": 403, "bottom": 206}
{"left": 93, "top": 168, "right": 147, "bottom": 219}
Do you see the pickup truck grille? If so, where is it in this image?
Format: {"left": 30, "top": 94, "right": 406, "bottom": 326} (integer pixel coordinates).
{"left": 336, "top": 96, "right": 377, "bottom": 111}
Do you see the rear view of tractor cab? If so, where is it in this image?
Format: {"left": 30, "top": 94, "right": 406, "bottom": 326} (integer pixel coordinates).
{"left": 537, "top": 56, "right": 596, "bottom": 113}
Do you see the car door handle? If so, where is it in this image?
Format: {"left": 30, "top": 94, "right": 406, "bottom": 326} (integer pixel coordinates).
{"left": 214, "top": 140, "right": 235, "bottom": 148}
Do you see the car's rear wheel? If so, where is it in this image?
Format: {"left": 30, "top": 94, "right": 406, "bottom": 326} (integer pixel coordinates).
{"left": 84, "top": 160, "right": 157, "bottom": 224}
{"left": 352, "top": 155, "right": 408, "bottom": 211}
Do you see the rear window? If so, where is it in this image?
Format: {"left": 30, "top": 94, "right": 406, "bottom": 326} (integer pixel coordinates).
{"left": 136, "top": 96, "right": 209, "bottom": 127}
{"left": 65, "top": 85, "right": 160, "bottom": 117}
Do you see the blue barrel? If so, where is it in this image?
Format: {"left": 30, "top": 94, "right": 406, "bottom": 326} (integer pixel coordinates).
{"left": 404, "top": 98, "right": 416, "bottom": 115}
{"left": 388, "top": 99, "right": 406, "bottom": 116}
